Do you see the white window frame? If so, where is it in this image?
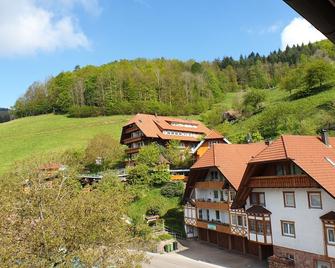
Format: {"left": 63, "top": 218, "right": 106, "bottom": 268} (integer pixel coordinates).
{"left": 327, "top": 227, "right": 335, "bottom": 245}
{"left": 281, "top": 221, "right": 295, "bottom": 238}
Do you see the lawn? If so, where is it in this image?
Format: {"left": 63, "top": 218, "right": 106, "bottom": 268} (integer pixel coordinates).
{"left": 0, "top": 114, "right": 131, "bottom": 174}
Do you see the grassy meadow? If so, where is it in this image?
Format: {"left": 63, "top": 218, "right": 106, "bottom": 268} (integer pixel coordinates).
{"left": 0, "top": 114, "right": 131, "bottom": 174}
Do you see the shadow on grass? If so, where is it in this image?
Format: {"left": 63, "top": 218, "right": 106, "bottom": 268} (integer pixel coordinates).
{"left": 162, "top": 207, "right": 185, "bottom": 236}
{"left": 289, "top": 82, "right": 334, "bottom": 101}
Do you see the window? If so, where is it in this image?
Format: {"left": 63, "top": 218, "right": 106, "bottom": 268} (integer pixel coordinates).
{"left": 283, "top": 192, "right": 295, "bottom": 208}
{"left": 243, "top": 216, "right": 247, "bottom": 227}
{"left": 211, "top": 171, "right": 218, "bottom": 180}
{"left": 327, "top": 228, "right": 335, "bottom": 245}
{"left": 276, "top": 164, "right": 286, "bottom": 176}
{"left": 308, "top": 192, "right": 322, "bottom": 209}
{"left": 213, "top": 190, "right": 219, "bottom": 199}
{"left": 316, "top": 260, "right": 331, "bottom": 268}
{"left": 215, "top": 210, "right": 220, "bottom": 221}
{"left": 220, "top": 190, "right": 224, "bottom": 201}
{"left": 198, "top": 209, "right": 203, "bottom": 220}
{"left": 266, "top": 222, "right": 271, "bottom": 235}
{"left": 206, "top": 209, "right": 210, "bottom": 221}
{"left": 257, "top": 221, "right": 264, "bottom": 235}
{"left": 290, "top": 163, "right": 303, "bottom": 175}
{"left": 229, "top": 191, "right": 236, "bottom": 202}
{"left": 231, "top": 214, "right": 237, "bottom": 225}
{"left": 237, "top": 215, "right": 243, "bottom": 227}
{"left": 281, "top": 221, "right": 295, "bottom": 237}
{"left": 250, "top": 192, "right": 265, "bottom": 206}
{"left": 249, "top": 219, "right": 256, "bottom": 233}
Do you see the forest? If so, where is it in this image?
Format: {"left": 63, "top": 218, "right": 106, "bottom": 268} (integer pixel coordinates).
{"left": 0, "top": 108, "right": 11, "bottom": 123}
{"left": 13, "top": 40, "right": 335, "bottom": 118}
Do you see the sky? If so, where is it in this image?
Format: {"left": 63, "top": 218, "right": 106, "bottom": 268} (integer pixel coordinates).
{"left": 0, "top": 0, "right": 327, "bottom": 108}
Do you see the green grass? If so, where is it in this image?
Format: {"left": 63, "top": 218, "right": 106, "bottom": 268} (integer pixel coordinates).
{"left": 128, "top": 187, "right": 184, "bottom": 234}
{"left": 0, "top": 114, "right": 131, "bottom": 174}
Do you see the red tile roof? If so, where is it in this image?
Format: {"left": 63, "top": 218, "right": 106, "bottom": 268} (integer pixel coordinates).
{"left": 191, "top": 143, "right": 266, "bottom": 189}
{"left": 123, "top": 113, "right": 213, "bottom": 141}
{"left": 249, "top": 135, "right": 335, "bottom": 198}
{"left": 204, "top": 130, "right": 224, "bottom": 140}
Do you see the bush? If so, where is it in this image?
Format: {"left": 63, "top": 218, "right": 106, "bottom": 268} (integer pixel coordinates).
{"left": 68, "top": 105, "right": 102, "bottom": 118}
{"left": 146, "top": 205, "right": 161, "bottom": 216}
{"left": 160, "top": 182, "right": 184, "bottom": 198}
{"left": 157, "top": 233, "right": 173, "bottom": 241}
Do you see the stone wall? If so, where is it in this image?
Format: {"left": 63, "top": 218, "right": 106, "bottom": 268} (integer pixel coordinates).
{"left": 268, "top": 245, "right": 335, "bottom": 268}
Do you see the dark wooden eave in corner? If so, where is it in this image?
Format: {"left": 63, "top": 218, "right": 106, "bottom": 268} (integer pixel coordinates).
{"left": 246, "top": 205, "right": 272, "bottom": 215}
{"left": 320, "top": 211, "right": 335, "bottom": 221}
{"left": 284, "top": 0, "right": 335, "bottom": 44}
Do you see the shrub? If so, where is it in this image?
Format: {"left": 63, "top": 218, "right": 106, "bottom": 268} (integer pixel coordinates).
{"left": 160, "top": 182, "right": 184, "bottom": 198}
{"left": 68, "top": 105, "right": 102, "bottom": 118}
{"left": 157, "top": 233, "right": 173, "bottom": 241}
{"left": 146, "top": 205, "right": 161, "bottom": 216}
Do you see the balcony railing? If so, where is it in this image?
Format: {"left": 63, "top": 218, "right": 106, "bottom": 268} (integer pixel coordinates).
{"left": 124, "top": 125, "right": 139, "bottom": 134}
{"left": 123, "top": 136, "right": 144, "bottom": 144}
{"left": 249, "top": 174, "right": 318, "bottom": 188}
{"left": 195, "top": 181, "right": 225, "bottom": 189}
{"left": 197, "top": 219, "right": 231, "bottom": 234}
{"left": 195, "top": 199, "right": 229, "bottom": 210}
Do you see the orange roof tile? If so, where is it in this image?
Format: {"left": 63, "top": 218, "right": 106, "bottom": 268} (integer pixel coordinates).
{"left": 123, "top": 113, "right": 213, "bottom": 141}
{"left": 248, "top": 135, "right": 335, "bottom": 198}
{"left": 204, "top": 130, "right": 224, "bottom": 140}
{"left": 191, "top": 143, "right": 266, "bottom": 189}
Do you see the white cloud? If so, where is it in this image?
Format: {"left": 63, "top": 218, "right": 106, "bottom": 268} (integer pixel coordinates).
{"left": 0, "top": 0, "right": 92, "bottom": 57}
{"left": 281, "top": 17, "right": 326, "bottom": 49}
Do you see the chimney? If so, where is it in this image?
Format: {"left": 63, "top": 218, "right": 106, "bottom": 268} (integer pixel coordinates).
{"left": 265, "top": 139, "right": 272, "bottom": 146}
{"left": 321, "top": 129, "right": 329, "bottom": 146}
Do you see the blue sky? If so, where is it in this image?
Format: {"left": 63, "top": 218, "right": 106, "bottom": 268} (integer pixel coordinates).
{"left": 0, "top": 0, "right": 326, "bottom": 108}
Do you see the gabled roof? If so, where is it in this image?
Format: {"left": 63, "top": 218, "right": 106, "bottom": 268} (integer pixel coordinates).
{"left": 239, "top": 135, "right": 335, "bottom": 200}
{"left": 122, "top": 113, "right": 213, "bottom": 141}
{"left": 191, "top": 143, "right": 266, "bottom": 190}
{"left": 204, "top": 130, "right": 224, "bottom": 140}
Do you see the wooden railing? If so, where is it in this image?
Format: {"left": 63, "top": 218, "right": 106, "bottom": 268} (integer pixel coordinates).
{"left": 195, "top": 181, "right": 225, "bottom": 189}
{"left": 249, "top": 174, "right": 318, "bottom": 188}
{"left": 122, "top": 136, "right": 143, "bottom": 144}
{"left": 195, "top": 200, "right": 229, "bottom": 210}
{"left": 125, "top": 147, "right": 140, "bottom": 154}
{"left": 197, "top": 219, "right": 231, "bottom": 234}
{"left": 124, "top": 126, "right": 139, "bottom": 134}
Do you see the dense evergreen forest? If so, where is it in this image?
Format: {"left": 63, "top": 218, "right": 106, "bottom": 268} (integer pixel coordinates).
{"left": 13, "top": 40, "right": 335, "bottom": 119}
{"left": 0, "top": 108, "right": 11, "bottom": 123}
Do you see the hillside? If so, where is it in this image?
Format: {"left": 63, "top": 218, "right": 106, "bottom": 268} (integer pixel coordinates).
{"left": 0, "top": 114, "right": 131, "bottom": 174}
{"left": 13, "top": 40, "right": 335, "bottom": 118}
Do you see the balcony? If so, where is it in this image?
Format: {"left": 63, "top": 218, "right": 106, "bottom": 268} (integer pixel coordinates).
{"left": 249, "top": 174, "right": 318, "bottom": 188}
{"left": 123, "top": 136, "right": 144, "bottom": 144}
{"left": 124, "top": 125, "right": 139, "bottom": 134}
{"left": 195, "top": 181, "right": 225, "bottom": 189}
{"left": 197, "top": 219, "right": 231, "bottom": 234}
{"left": 125, "top": 147, "right": 140, "bottom": 154}
{"left": 195, "top": 199, "right": 229, "bottom": 210}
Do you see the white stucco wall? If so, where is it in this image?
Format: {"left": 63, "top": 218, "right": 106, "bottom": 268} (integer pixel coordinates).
{"left": 247, "top": 188, "right": 335, "bottom": 255}
{"left": 197, "top": 208, "right": 229, "bottom": 224}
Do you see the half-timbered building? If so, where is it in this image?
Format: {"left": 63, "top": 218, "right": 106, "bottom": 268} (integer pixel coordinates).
{"left": 233, "top": 133, "right": 335, "bottom": 268}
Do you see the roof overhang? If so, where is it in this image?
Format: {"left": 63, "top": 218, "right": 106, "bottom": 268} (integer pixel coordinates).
{"left": 284, "top": 0, "right": 335, "bottom": 43}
